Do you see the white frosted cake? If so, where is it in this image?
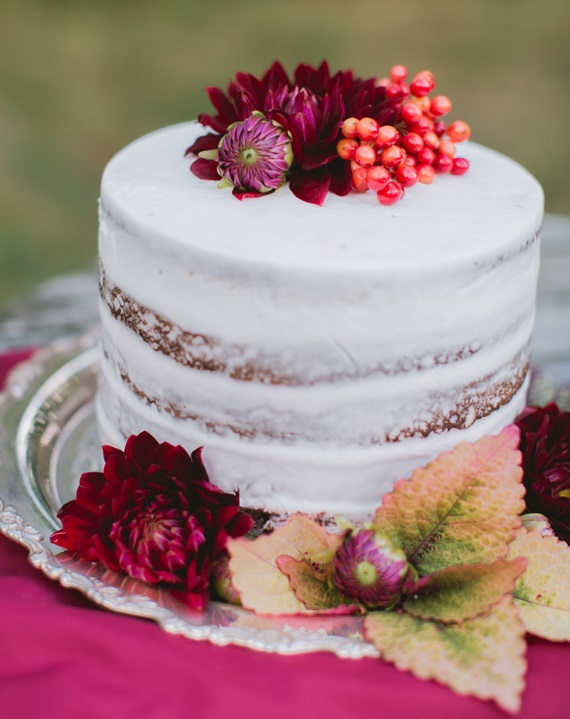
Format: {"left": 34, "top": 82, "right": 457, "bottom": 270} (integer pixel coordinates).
{"left": 96, "top": 120, "right": 543, "bottom": 520}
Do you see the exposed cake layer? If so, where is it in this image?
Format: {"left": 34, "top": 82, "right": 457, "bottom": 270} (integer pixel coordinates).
{"left": 97, "top": 122, "right": 543, "bottom": 519}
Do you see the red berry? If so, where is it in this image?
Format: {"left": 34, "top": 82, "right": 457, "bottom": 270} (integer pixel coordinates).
{"left": 423, "top": 130, "right": 439, "bottom": 150}
{"left": 374, "top": 125, "right": 400, "bottom": 148}
{"left": 452, "top": 157, "right": 470, "bottom": 175}
{"left": 389, "top": 64, "right": 408, "bottom": 83}
{"left": 336, "top": 137, "right": 359, "bottom": 161}
{"left": 395, "top": 164, "right": 419, "bottom": 188}
{"left": 410, "top": 70, "right": 435, "bottom": 97}
{"left": 418, "top": 70, "right": 435, "bottom": 84}
{"left": 416, "top": 95, "right": 431, "bottom": 111}
{"left": 400, "top": 102, "right": 423, "bottom": 125}
{"left": 341, "top": 117, "right": 359, "bottom": 139}
{"left": 402, "top": 132, "right": 424, "bottom": 154}
{"left": 417, "top": 164, "right": 436, "bottom": 184}
{"left": 403, "top": 155, "right": 417, "bottom": 167}
{"left": 434, "top": 152, "right": 453, "bottom": 174}
{"left": 352, "top": 166, "right": 368, "bottom": 192}
{"left": 354, "top": 144, "right": 376, "bottom": 167}
{"left": 410, "top": 78, "right": 431, "bottom": 97}
{"left": 366, "top": 165, "right": 391, "bottom": 191}
{"left": 386, "top": 82, "right": 408, "bottom": 99}
{"left": 376, "top": 76, "right": 390, "bottom": 88}
{"left": 377, "top": 181, "right": 405, "bottom": 205}
{"left": 438, "top": 139, "right": 456, "bottom": 158}
{"left": 429, "top": 95, "right": 452, "bottom": 117}
{"left": 356, "top": 117, "right": 380, "bottom": 142}
{"left": 447, "top": 120, "right": 471, "bottom": 143}
{"left": 409, "top": 116, "right": 432, "bottom": 136}
{"left": 381, "top": 145, "right": 406, "bottom": 168}
{"left": 433, "top": 120, "right": 447, "bottom": 137}
{"left": 416, "top": 147, "right": 436, "bottom": 166}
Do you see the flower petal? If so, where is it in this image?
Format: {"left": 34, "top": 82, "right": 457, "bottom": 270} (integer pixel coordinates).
{"left": 185, "top": 133, "right": 220, "bottom": 157}
{"left": 289, "top": 166, "right": 330, "bottom": 205}
{"left": 190, "top": 158, "right": 220, "bottom": 181}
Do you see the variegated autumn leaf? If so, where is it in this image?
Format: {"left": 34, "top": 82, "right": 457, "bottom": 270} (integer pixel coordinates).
{"left": 373, "top": 426, "right": 525, "bottom": 575}
{"left": 364, "top": 596, "right": 526, "bottom": 714}
{"left": 276, "top": 555, "right": 357, "bottom": 612}
{"left": 227, "top": 514, "right": 343, "bottom": 615}
{"left": 403, "top": 557, "right": 527, "bottom": 623}
{"left": 508, "top": 528, "right": 570, "bottom": 641}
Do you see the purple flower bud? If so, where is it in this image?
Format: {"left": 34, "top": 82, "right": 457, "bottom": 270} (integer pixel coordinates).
{"left": 333, "top": 528, "right": 409, "bottom": 609}
{"left": 217, "top": 112, "right": 293, "bottom": 194}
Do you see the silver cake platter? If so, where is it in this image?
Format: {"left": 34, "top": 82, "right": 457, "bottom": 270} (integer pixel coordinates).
{"left": 0, "top": 335, "right": 377, "bottom": 658}
{"left": 1, "top": 336, "right": 569, "bottom": 658}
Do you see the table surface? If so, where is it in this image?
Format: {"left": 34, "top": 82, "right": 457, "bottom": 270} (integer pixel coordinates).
{"left": 0, "top": 217, "right": 569, "bottom": 719}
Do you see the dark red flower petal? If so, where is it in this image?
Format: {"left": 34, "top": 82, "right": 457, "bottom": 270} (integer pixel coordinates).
{"left": 205, "top": 86, "right": 240, "bottom": 125}
{"left": 190, "top": 158, "right": 220, "bottom": 181}
{"left": 185, "top": 133, "right": 219, "bottom": 157}
{"left": 262, "top": 60, "right": 290, "bottom": 91}
{"left": 196, "top": 113, "right": 228, "bottom": 135}
{"left": 289, "top": 166, "right": 330, "bottom": 206}
{"left": 328, "top": 159, "right": 353, "bottom": 196}
{"left": 125, "top": 431, "right": 160, "bottom": 469}
{"left": 233, "top": 188, "right": 267, "bottom": 200}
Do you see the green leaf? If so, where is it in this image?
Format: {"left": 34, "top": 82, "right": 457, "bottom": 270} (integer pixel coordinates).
{"left": 364, "top": 596, "right": 526, "bottom": 714}
{"left": 508, "top": 528, "right": 570, "bottom": 641}
{"left": 227, "top": 514, "right": 342, "bottom": 615}
{"left": 276, "top": 555, "right": 357, "bottom": 613}
{"left": 373, "top": 426, "right": 525, "bottom": 575}
{"left": 403, "top": 558, "right": 527, "bottom": 622}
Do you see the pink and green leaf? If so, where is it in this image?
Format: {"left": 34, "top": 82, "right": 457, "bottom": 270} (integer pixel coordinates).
{"left": 364, "top": 596, "right": 526, "bottom": 714}
{"left": 373, "top": 426, "right": 525, "bottom": 575}
{"left": 227, "top": 514, "right": 342, "bottom": 615}
{"left": 276, "top": 555, "right": 359, "bottom": 613}
{"left": 508, "top": 528, "right": 570, "bottom": 641}
{"left": 403, "top": 557, "right": 527, "bottom": 623}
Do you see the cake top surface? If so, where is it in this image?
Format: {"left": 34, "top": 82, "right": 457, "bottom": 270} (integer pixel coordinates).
{"left": 100, "top": 121, "right": 543, "bottom": 274}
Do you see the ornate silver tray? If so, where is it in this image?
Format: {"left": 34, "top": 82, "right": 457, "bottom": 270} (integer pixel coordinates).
{"left": 0, "top": 336, "right": 376, "bottom": 657}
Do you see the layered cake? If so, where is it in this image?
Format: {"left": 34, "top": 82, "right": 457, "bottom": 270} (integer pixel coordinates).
{"left": 96, "top": 117, "right": 543, "bottom": 520}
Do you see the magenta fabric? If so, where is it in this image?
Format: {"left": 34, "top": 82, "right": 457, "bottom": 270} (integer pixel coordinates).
{"left": 0, "top": 350, "right": 568, "bottom": 719}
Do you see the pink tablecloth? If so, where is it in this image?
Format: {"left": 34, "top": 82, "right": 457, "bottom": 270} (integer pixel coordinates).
{"left": 0, "top": 350, "right": 567, "bottom": 719}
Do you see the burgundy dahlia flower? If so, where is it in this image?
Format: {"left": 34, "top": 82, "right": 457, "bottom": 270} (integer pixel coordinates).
{"left": 186, "top": 60, "right": 400, "bottom": 205}
{"left": 50, "top": 431, "right": 253, "bottom": 610}
{"left": 333, "top": 528, "right": 409, "bottom": 609}
{"left": 516, "top": 403, "right": 570, "bottom": 543}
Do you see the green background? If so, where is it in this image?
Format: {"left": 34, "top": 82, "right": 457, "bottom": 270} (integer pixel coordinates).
{"left": 1, "top": 0, "right": 568, "bottom": 306}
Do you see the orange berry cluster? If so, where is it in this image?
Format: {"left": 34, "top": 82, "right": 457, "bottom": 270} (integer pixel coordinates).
{"left": 336, "top": 66, "right": 471, "bottom": 205}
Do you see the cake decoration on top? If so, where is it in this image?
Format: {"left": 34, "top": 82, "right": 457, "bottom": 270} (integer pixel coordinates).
{"left": 186, "top": 61, "right": 471, "bottom": 206}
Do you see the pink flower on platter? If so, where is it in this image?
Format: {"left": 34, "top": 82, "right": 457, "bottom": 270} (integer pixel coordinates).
{"left": 516, "top": 403, "right": 570, "bottom": 543}
{"left": 186, "top": 60, "right": 400, "bottom": 205}
{"left": 50, "top": 432, "right": 253, "bottom": 610}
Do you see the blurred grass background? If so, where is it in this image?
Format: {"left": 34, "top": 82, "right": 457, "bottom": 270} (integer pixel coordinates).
{"left": 1, "top": 0, "right": 569, "bottom": 307}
